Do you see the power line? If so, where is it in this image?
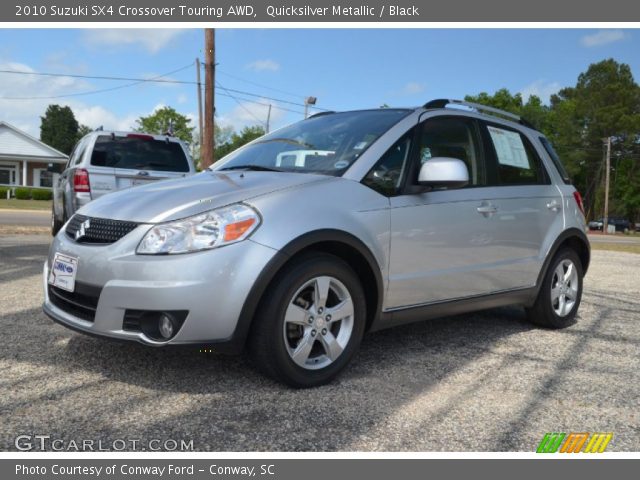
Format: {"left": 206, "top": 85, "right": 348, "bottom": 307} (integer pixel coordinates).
{"left": 217, "top": 69, "right": 306, "bottom": 100}
{"left": 216, "top": 81, "right": 267, "bottom": 126}
{"left": 0, "top": 65, "right": 331, "bottom": 112}
{"left": 0, "top": 64, "right": 195, "bottom": 100}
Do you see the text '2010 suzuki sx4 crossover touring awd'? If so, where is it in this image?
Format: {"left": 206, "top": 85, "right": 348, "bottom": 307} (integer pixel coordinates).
{"left": 44, "top": 100, "right": 589, "bottom": 387}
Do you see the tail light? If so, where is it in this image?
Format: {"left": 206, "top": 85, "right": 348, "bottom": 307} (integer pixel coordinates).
{"left": 73, "top": 169, "right": 91, "bottom": 193}
{"left": 573, "top": 191, "right": 585, "bottom": 216}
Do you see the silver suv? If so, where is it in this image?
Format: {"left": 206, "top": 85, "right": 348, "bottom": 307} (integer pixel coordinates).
{"left": 43, "top": 100, "right": 589, "bottom": 388}
{"left": 50, "top": 131, "right": 195, "bottom": 235}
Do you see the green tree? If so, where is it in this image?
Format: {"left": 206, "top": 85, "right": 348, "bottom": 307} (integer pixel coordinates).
{"left": 40, "top": 104, "right": 80, "bottom": 155}
{"left": 135, "top": 106, "right": 195, "bottom": 144}
{"left": 548, "top": 59, "right": 640, "bottom": 219}
{"left": 464, "top": 88, "right": 550, "bottom": 132}
{"left": 76, "top": 124, "right": 92, "bottom": 143}
{"left": 215, "top": 125, "right": 265, "bottom": 160}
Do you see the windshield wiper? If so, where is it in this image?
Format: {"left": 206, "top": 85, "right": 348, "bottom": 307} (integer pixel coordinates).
{"left": 218, "top": 165, "right": 283, "bottom": 172}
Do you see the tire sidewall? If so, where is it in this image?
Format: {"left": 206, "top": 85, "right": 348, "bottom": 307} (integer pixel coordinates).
{"left": 540, "top": 249, "right": 584, "bottom": 328}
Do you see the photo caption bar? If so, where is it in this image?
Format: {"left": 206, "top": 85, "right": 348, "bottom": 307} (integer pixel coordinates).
{"left": 2, "top": 0, "right": 640, "bottom": 22}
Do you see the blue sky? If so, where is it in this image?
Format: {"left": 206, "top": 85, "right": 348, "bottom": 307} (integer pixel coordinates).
{"left": 0, "top": 28, "right": 638, "bottom": 139}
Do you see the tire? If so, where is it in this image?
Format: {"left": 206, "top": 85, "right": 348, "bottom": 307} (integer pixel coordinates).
{"left": 526, "top": 248, "right": 583, "bottom": 329}
{"left": 51, "top": 206, "right": 63, "bottom": 236}
{"left": 248, "top": 252, "right": 366, "bottom": 388}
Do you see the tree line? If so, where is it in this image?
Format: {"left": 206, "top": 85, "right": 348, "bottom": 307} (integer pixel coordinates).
{"left": 39, "top": 58, "right": 639, "bottom": 221}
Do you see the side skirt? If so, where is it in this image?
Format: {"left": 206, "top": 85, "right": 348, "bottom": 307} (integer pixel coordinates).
{"left": 371, "top": 287, "right": 537, "bottom": 332}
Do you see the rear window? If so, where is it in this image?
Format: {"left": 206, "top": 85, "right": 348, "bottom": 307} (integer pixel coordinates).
{"left": 539, "top": 136, "right": 571, "bottom": 184}
{"left": 90, "top": 135, "right": 190, "bottom": 172}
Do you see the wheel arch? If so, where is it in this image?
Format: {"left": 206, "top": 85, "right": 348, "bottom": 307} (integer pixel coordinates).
{"left": 531, "top": 228, "right": 590, "bottom": 304}
{"left": 233, "top": 230, "right": 385, "bottom": 351}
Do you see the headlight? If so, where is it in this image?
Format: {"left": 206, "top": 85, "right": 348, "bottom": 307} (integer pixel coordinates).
{"left": 137, "top": 204, "right": 261, "bottom": 254}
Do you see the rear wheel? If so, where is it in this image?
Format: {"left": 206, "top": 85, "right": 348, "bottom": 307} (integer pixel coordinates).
{"left": 51, "top": 206, "right": 63, "bottom": 236}
{"left": 248, "top": 253, "right": 366, "bottom": 388}
{"left": 526, "top": 248, "right": 583, "bottom": 328}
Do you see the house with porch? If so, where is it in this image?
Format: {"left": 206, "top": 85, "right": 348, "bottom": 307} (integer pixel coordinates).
{"left": 0, "top": 120, "right": 68, "bottom": 189}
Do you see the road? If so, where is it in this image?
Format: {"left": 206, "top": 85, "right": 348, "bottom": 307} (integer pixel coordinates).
{"left": 0, "top": 209, "right": 50, "bottom": 227}
{"left": 0, "top": 235, "right": 638, "bottom": 451}
{"left": 587, "top": 233, "right": 640, "bottom": 245}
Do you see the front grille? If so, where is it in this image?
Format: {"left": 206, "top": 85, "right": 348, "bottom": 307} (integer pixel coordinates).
{"left": 65, "top": 214, "right": 138, "bottom": 244}
{"left": 48, "top": 282, "right": 102, "bottom": 323}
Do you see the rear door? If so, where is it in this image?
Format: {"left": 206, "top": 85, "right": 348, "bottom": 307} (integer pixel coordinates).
{"left": 89, "top": 134, "right": 191, "bottom": 195}
{"left": 477, "top": 121, "right": 563, "bottom": 289}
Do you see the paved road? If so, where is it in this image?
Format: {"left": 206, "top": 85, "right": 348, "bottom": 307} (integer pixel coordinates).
{"left": 0, "top": 209, "right": 50, "bottom": 227}
{"left": 587, "top": 233, "right": 640, "bottom": 245}
{"left": 0, "top": 235, "right": 638, "bottom": 451}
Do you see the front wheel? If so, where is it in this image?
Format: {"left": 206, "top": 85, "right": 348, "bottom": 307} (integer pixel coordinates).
{"left": 526, "top": 248, "right": 583, "bottom": 328}
{"left": 248, "top": 253, "right": 366, "bottom": 388}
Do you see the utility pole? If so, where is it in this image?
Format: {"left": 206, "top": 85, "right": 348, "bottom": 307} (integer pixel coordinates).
{"left": 266, "top": 104, "right": 272, "bottom": 133}
{"left": 201, "top": 29, "right": 215, "bottom": 168}
{"left": 603, "top": 136, "right": 611, "bottom": 235}
{"left": 195, "top": 58, "right": 204, "bottom": 150}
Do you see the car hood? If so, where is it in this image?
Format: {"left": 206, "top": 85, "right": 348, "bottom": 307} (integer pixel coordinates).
{"left": 78, "top": 170, "right": 330, "bottom": 223}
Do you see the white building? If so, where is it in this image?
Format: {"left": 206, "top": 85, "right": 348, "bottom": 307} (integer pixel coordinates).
{"left": 0, "top": 121, "right": 68, "bottom": 188}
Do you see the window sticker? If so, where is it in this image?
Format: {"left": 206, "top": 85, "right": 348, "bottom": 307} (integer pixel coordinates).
{"left": 488, "top": 126, "right": 530, "bottom": 169}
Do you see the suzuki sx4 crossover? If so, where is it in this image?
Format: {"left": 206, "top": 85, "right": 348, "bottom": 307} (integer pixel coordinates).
{"left": 44, "top": 100, "right": 589, "bottom": 387}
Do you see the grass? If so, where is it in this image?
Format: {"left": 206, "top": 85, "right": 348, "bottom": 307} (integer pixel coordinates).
{"left": 591, "top": 242, "right": 640, "bottom": 255}
{"left": 0, "top": 198, "right": 52, "bottom": 211}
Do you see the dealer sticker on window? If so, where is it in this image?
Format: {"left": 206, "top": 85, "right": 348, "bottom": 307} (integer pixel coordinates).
{"left": 48, "top": 253, "right": 78, "bottom": 292}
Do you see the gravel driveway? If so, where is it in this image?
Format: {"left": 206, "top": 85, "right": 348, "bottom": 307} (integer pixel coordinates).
{"left": 1, "top": 235, "right": 638, "bottom": 451}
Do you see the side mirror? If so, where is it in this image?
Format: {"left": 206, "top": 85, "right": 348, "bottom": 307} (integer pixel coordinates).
{"left": 47, "top": 163, "right": 62, "bottom": 173}
{"left": 417, "top": 157, "right": 469, "bottom": 189}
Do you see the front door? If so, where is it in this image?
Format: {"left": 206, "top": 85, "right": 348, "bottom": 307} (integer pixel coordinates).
{"left": 387, "top": 115, "right": 510, "bottom": 308}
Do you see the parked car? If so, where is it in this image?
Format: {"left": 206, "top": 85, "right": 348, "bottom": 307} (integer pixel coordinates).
{"left": 587, "top": 217, "right": 631, "bottom": 232}
{"left": 43, "top": 99, "right": 590, "bottom": 387}
{"left": 50, "top": 131, "right": 195, "bottom": 235}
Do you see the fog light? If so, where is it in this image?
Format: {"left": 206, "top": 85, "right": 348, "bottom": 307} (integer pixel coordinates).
{"left": 158, "top": 314, "right": 175, "bottom": 339}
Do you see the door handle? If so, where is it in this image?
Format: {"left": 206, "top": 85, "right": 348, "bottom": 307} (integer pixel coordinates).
{"left": 477, "top": 204, "right": 498, "bottom": 215}
{"left": 547, "top": 200, "right": 560, "bottom": 211}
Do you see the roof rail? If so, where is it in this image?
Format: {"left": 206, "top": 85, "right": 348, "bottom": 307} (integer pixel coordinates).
{"left": 423, "top": 99, "right": 537, "bottom": 130}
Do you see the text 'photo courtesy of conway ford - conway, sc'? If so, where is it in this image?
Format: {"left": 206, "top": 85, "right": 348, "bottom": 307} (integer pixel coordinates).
{"left": 44, "top": 99, "right": 589, "bottom": 388}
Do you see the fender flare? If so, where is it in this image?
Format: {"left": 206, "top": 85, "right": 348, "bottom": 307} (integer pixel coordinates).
{"left": 228, "top": 229, "right": 385, "bottom": 352}
{"left": 530, "top": 227, "right": 590, "bottom": 304}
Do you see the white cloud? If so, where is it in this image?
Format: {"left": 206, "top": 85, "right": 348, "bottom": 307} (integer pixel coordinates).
{"left": 73, "top": 106, "right": 139, "bottom": 132}
{"left": 245, "top": 59, "right": 280, "bottom": 72}
{"left": 581, "top": 30, "right": 629, "bottom": 47}
{"left": 177, "top": 93, "right": 188, "bottom": 104}
{"left": 217, "top": 99, "right": 285, "bottom": 131}
{"left": 520, "top": 80, "right": 562, "bottom": 104}
{"left": 0, "top": 60, "right": 144, "bottom": 137}
{"left": 400, "top": 82, "right": 426, "bottom": 95}
{"left": 83, "top": 29, "right": 187, "bottom": 54}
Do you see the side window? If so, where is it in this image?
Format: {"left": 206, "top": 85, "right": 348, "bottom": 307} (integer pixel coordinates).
{"left": 416, "top": 117, "right": 484, "bottom": 186}
{"left": 485, "top": 125, "right": 548, "bottom": 185}
{"left": 362, "top": 134, "right": 412, "bottom": 196}
{"left": 73, "top": 138, "right": 88, "bottom": 166}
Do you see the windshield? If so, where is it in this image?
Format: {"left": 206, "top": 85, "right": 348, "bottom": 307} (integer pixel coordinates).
{"left": 214, "top": 109, "right": 411, "bottom": 176}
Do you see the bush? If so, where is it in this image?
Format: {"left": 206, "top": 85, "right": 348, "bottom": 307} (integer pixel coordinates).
{"left": 31, "top": 188, "right": 52, "bottom": 200}
{"left": 0, "top": 187, "right": 9, "bottom": 199}
{"left": 14, "top": 187, "right": 31, "bottom": 200}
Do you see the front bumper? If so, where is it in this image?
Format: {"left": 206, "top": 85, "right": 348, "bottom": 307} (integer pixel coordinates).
{"left": 43, "top": 225, "right": 278, "bottom": 350}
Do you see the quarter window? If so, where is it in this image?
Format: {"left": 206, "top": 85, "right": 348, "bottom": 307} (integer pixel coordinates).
{"left": 363, "top": 134, "right": 412, "bottom": 196}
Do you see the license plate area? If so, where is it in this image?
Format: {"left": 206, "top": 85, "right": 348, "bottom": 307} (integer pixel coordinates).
{"left": 48, "top": 253, "right": 78, "bottom": 292}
